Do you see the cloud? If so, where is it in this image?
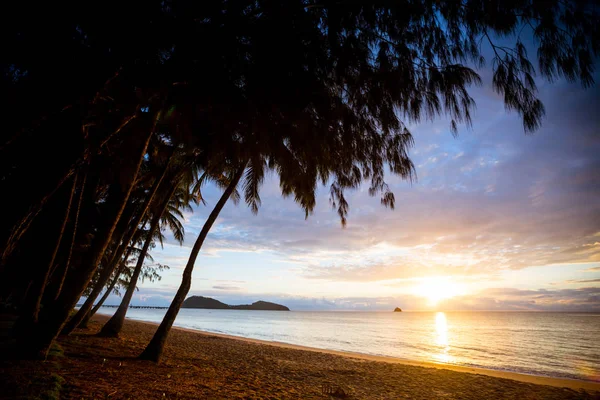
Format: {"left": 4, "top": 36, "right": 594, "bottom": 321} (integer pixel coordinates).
{"left": 564, "top": 279, "right": 600, "bottom": 284}
{"left": 212, "top": 285, "right": 242, "bottom": 291}
{"left": 142, "top": 73, "right": 600, "bottom": 310}
{"left": 453, "top": 287, "right": 600, "bottom": 312}
{"left": 183, "top": 101, "right": 600, "bottom": 276}
{"left": 301, "top": 256, "right": 496, "bottom": 282}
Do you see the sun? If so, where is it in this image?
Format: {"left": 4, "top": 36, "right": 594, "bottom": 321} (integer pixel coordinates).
{"left": 414, "top": 277, "right": 462, "bottom": 306}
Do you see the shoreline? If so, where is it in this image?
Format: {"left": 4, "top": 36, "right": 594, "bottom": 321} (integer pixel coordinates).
{"left": 109, "top": 313, "right": 600, "bottom": 392}
{"left": 6, "top": 314, "right": 598, "bottom": 399}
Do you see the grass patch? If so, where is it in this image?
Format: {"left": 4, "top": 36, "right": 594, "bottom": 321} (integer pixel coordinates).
{"left": 9, "top": 372, "right": 66, "bottom": 400}
{"left": 48, "top": 342, "right": 64, "bottom": 358}
{"left": 42, "top": 373, "right": 65, "bottom": 400}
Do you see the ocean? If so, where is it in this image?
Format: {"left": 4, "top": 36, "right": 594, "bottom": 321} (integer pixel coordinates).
{"left": 97, "top": 308, "right": 600, "bottom": 382}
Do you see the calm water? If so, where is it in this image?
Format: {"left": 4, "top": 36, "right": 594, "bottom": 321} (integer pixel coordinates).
{"left": 99, "top": 308, "right": 600, "bottom": 381}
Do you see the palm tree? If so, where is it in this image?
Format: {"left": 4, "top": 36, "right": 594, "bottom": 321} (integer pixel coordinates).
{"left": 2, "top": 0, "right": 598, "bottom": 361}
{"left": 140, "top": 163, "right": 246, "bottom": 361}
{"left": 159, "top": 187, "right": 196, "bottom": 245}
{"left": 99, "top": 178, "right": 180, "bottom": 336}
{"left": 93, "top": 144, "right": 196, "bottom": 335}
{"left": 62, "top": 154, "right": 172, "bottom": 334}
{"left": 46, "top": 171, "right": 88, "bottom": 302}
{"left": 98, "top": 168, "right": 192, "bottom": 336}
{"left": 19, "top": 104, "right": 163, "bottom": 358}
{"left": 79, "top": 254, "right": 130, "bottom": 328}
{"left": 14, "top": 173, "right": 78, "bottom": 333}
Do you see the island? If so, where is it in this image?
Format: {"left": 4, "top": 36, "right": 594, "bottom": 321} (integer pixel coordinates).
{"left": 394, "top": 307, "right": 402, "bottom": 312}
{"left": 182, "top": 296, "right": 290, "bottom": 311}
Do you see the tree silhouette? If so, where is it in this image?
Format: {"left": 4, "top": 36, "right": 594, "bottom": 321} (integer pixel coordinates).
{"left": 0, "top": 0, "right": 597, "bottom": 359}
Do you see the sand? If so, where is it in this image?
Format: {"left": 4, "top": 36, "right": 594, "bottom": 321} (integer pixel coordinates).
{"left": 2, "top": 314, "right": 599, "bottom": 399}
{"left": 167, "top": 323, "right": 600, "bottom": 392}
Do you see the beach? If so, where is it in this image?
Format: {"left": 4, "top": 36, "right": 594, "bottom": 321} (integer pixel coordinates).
{"left": 2, "top": 314, "right": 599, "bottom": 399}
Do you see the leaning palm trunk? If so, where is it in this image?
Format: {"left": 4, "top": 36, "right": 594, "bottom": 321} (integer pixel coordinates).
{"left": 0, "top": 167, "right": 76, "bottom": 270}
{"left": 81, "top": 260, "right": 127, "bottom": 327}
{"left": 0, "top": 113, "right": 137, "bottom": 270}
{"left": 139, "top": 165, "right": 245, "bottom": 362}
{"left": 19, "top": 126, "right": 155, "bottom": 360}
{"left": 45, "top": 171, "right": 87, "bottom": 302}
{"left": 69, "top": 217, "right": 143, "bottom": 325}
{"left": 16, "top": 174, "right": 78, "bottom": 332}
{"left": 63, "top": 161, "right": 171, "bottom": 334}
{"left": 100, "top": 182, "right": 179, "bottom": 337}
{"left": 78, "top": 225, "right": 143, "bottom": 329}
{"left": 61, "top": 224, "right": 131, "bottom": 334}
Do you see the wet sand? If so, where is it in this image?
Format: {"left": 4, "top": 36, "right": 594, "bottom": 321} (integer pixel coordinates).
{"left": 3, "top": 314, "right": 599, "bottom": 399}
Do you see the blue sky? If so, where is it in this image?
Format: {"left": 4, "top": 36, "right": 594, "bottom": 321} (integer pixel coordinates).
{"left": 103, "top": 62, "right": 600, "bottom": 311}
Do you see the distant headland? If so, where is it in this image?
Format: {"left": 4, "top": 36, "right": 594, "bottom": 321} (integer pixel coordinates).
{"left": 182, "top": 296, "right": 290, "bottom": 311}
{"left": 394, "top": 307, "right": 402, "bottom": 312}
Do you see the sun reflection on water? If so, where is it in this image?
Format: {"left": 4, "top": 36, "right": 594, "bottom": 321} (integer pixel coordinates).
{"left": 433, "top": 312, "right": 453, "bottom": 364}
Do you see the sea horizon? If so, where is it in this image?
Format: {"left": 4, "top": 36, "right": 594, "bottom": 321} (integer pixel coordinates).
{"left": 97, "top": 306, "right": 600, "bottom": 313}
{"left": 95, "top": 307, "right": 600, "bottom": 383}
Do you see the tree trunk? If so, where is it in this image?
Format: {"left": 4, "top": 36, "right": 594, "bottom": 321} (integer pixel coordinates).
{"left": 19, "top": 126, "right": 155, "bottom": 359}
{"left": 47, "top": 171, "right": 87, "bottom": 302}
{"left": 0, "top": 167, "right": 76, "bottom": 269}
{"left": 77, "top": 223, "right": 143, "bottom": 329}
{"left": 44, "top": 173, "right": 79, "bottom": 289}
{"left": 0, "top": 111, "right": 137, "bottom": 270}
{"left": 63, "top": 221, "right": 139, "bottom": 334}
{"left": 61, "top": 260, "right": 121, "bottom": 334}
{"left": 17, "top": 173, "right": 77, "bottom": 332}
{"left": 139, "top": 165, "right": 245, "bottom": 362}
{"left": 62, "top": 159, "right": 170, "bottom": 335}
{"left": 99, "top": 181, "right": 178, "bottom": 337}
{"left": 80, "top": 260, "right": 127, "bottom": 327}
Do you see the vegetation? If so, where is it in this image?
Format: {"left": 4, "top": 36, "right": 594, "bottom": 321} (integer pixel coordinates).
{"left": 43, "top": 374, "right": 66, "bottom": 400}
{"left": 47, "top": 343, "right": 65, "bottom": 359}
{"left": 1, "top": 0, "right": 598, "bottom": 364}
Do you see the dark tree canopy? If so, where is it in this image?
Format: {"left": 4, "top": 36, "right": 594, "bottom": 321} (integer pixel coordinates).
{"left": 2, "top": 0, "right": 598, "bottom": 225}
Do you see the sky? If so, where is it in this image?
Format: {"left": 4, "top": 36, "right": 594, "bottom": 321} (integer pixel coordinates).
{"left": 104, "top": 61, "right": 600, "bottom": 312}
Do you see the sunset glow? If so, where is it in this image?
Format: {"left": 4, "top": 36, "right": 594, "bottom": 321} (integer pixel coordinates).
{"left": 415, "top": 278, "right": 464, "bottom": 306}
{"left": 4, "top": 3, "right": 599, "bottom": 398}
{"left": 89, "top": 24, "right": 598, "bottom": 314}
{"left": 122, "top": 76, "right": 600, "bottom": 313}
